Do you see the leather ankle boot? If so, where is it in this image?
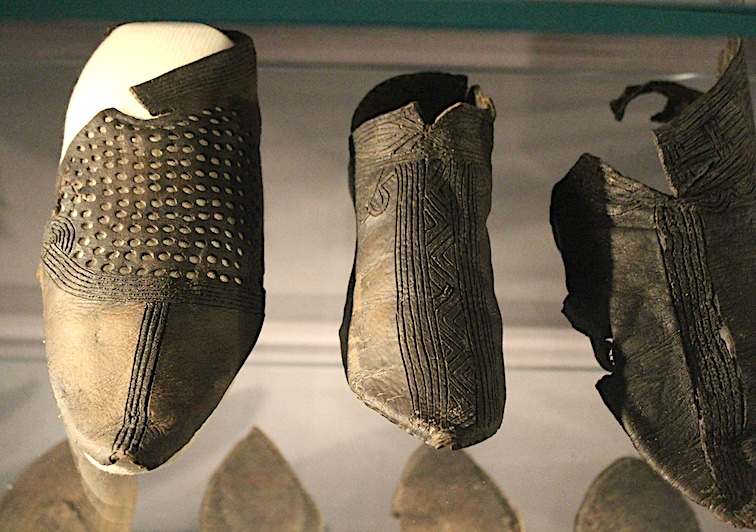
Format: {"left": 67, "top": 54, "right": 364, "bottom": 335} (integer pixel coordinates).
{"left": 341, "top": 73, "right": 505, "bottom": 449}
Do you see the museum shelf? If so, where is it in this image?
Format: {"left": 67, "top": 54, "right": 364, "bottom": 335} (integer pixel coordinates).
{"left": 1, "top": 17, "right": 754, "bottom": 532}
{"left": 0, "top": 358, "right": 745, "bottom": 530}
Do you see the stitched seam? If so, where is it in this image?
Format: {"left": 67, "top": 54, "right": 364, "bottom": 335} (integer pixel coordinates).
{"left": 657, "top": 203, "right": 751, "bottom": 509}
{"left": 112, "top": 301, "right": 170, "bottom": 460}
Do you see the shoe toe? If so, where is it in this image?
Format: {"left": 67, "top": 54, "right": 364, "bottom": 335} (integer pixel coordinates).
{"left": 121, "top": 302, "right": 262, "bottom": 470}
{"left": 42, "top": 272, "right": 261, "bottom": 472}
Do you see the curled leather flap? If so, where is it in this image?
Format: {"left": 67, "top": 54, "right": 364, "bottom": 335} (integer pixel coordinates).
{"left": 551, "top": 37, "right": 756, "bottom": 527}
{"left": 610, "top": 82, "right": 703, "bottom": 124}
{"left": 130, "top": 30, "right": 258, "bottom": 116}
{"left": 610, "top": 40, "right": 754, "bottom": 203}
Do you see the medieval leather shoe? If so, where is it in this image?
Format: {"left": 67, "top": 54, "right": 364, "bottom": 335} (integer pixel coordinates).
{"left": 200, "top": 427, "right": 324, "bottom": 531}
{"left": 392, "top": 444, "right": 521, "bottom": 531}
{"left": 40, "top": 22, "right": 264, "bottom": 474}
{"left": 575, "top": 457, "right": 700, "bottom": 532}
{"left": 551, "top": 39, "right": 756, "bottom": 527}
{"left": 340, "top": 73, "right": 505, "bottom": 449}
{"left": 0, "top": 440, "right": 135, "bottom": 531}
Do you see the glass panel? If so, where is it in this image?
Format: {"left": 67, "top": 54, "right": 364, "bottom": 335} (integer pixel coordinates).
{"left": 1, "top": 22, "right": 752, "bottom": 531}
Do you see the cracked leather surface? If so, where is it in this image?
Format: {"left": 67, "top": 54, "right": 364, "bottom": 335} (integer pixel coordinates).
{"left": 551, "top": 40, "right": 756, "bottom": 527}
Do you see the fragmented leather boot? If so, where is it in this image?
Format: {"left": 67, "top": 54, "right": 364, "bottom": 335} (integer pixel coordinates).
{"left": 0, "top": 440, "right": 135, "bottom": 531}
{"left": 392, "top": 444, "right": 521, "bottom": 531}
{"left": 551, "top": 39, "right": 756, "bottom": 527}
{"left": 575, "top": 457, "right": 700, "bottom": 532}
{"left": 340, "top": 73, "right": 505, "bottom": 449}
{"left": 200, "top": 427, "right": 324, "bottom": 531}
{"left": 40, "top": 23, "right": 264, "bottom": 474}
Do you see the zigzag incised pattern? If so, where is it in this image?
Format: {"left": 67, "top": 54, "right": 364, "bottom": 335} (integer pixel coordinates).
{"left": 551, "top": 42, "right": 756, "bottom": 526}
{"left": 394, "top": 158, "right": 499, "bottom": 433}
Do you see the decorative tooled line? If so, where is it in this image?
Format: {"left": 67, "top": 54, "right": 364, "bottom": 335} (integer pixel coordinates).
{"left": 424, "top": 158, "right": 478, "bottom": 429}
{"left": 111, "top": 301, "right": 169, "bottom": 460}
{"left": 366, "top": 169, "right": 396, "bottom": 219}
{"left": 655, "top": 47, "right": 755, "bottom": 212}
{"left": 396, "top": 159, "right": 445, "bottom": 424}
{"left": 354, "top": 106, "right": 493, "bottom": 174}
{"left": 657, "top": 203, "right": 752, "bottom": 509}
{"left": 394, "top": 157, "right": 497, "bottom": 433}
{"left": 42, "top": 242, "right": 263, "bottom": 312}
{"left": 45, "top": 217, "right": 76, "bottom": 254}
{"left": 455, "top": 160, "right": 499, "bottom": 431}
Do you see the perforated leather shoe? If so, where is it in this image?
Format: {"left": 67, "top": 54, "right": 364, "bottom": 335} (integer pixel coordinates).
{"left": 40, "top": 23, "right": 264, "bottom": 474}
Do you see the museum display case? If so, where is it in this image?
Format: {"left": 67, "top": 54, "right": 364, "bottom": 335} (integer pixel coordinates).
{"left": 1, "top": 2, "right": 755, "bottom": 530}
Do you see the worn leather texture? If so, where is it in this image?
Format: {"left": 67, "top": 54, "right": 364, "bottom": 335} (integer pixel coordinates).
{"left": 200, "top": 427, "right": 324, "bottom": 531}
{"left": 341, "top": 73, "right": 505, "bottom": 449}
{"left": 40, "top": 29, "right": 264, "bottom": 473}
{"left": 392, "top": 444, "right": 521, "bottom": 531}
{"left": 575, "top": 457, "right": 700, "bottom": 532}
{"left": 551, "top": 40, "right": 756, "bottom": 527}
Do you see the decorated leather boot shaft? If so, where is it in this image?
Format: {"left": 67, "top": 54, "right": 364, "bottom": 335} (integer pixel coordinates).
{"left": 341, "top": 72, "right": 505, "bottom": 449}
{"left": 551, "top": 39, "right": 756, "bottom": 527}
